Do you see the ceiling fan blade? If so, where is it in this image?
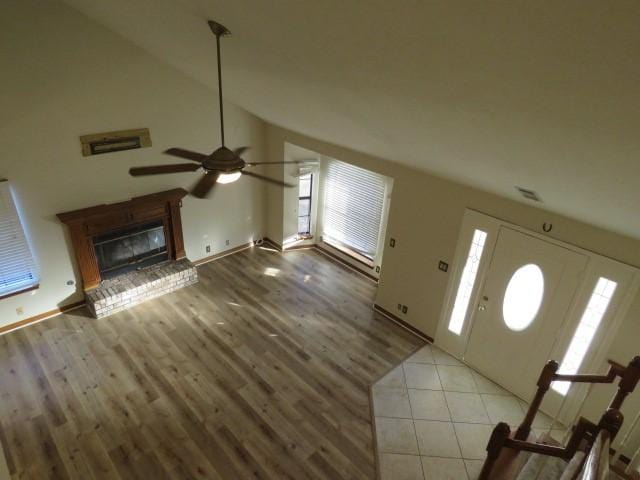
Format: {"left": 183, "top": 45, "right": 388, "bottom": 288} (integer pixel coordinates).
{"left": 245, "top": 161, "right": 316, "bottom": 166}
{"left": 191, "top": 172, "right": 219, "bottom": 198}
{"left": 233, "top": 146, "right": 250, "bottom": 158}
{"left": 164, "top": 148, "right": 208, "bottom": 163}
{"left": 129, "top": 163, "right": 201, "bottom": 176}
{"left": 242, "top": 170, "right": 295, "bottom": 187}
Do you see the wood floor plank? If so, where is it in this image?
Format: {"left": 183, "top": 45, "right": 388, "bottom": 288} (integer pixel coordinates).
{"left": 0, "top": 248, "right": 423, "bottom": 479}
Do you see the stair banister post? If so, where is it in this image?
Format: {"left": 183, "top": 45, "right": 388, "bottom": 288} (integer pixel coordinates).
{"left": 609, "top": 356, "right": 640, "bottom": 411}
{"left": 515, "top": 360, "right": 559, "bottom": 440}
{"left": 479, "top": 423, "right": 511, "bottom": 480}
{"left": 597, "top": 408, "right": 623, "bottom": 441}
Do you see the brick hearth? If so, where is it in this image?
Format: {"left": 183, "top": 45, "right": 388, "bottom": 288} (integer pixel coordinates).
{"left": 86, "top": 259, "right": 198, "bottom": 318}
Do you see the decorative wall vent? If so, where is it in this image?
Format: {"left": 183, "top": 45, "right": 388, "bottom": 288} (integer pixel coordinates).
{"left": 516, "top": 186, "right": 542, "bottom": 202}
{"left": 80, "top": 128, "right": 151, "bottom": 156}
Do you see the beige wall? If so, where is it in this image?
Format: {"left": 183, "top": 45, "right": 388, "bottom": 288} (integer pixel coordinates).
{"left": 264, "top": 123, "right": 640, "bottom": 452}
{"left": 0, "top": 0, "right": 267, "bottom": 327}
{"left": 264, "top": 133, "right": 285, "bottom": 245}
{"left": 281, "top": 143, "right": 316, "bottom": 245}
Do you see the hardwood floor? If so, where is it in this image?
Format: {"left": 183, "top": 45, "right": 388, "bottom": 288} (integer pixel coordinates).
{"left": 0, "top": 247, "right": 423, "bottom": 479}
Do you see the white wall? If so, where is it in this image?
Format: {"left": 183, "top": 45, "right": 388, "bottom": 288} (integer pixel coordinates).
{"left": 0, "top": 0, "right": 267, "bottom": 327}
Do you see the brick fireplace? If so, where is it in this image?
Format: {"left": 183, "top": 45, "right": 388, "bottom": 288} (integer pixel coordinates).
{"left": 58, "top": 188, "right": 197, "bottom": 317}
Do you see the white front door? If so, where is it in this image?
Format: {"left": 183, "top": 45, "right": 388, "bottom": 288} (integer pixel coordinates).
{"left": 464, "top": 227, "right": 588, "bottom": 402}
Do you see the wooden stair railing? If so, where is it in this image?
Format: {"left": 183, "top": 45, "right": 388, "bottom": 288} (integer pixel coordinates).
{"left": 479, "top": 409, "right": 623, "bottom": 480}
{"left": 516, "top": 356, "right": 640, "bottom": 441}
{"left": 579, "top": 429, "right": 611, "bottom": 480}
{"left": 479, "top": 355, "right": 640, "bottom": 480}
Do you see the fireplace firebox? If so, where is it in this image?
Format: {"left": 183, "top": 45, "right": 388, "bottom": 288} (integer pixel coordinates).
{"left": 93, "top": 220, "right": 168, "bottom": 279}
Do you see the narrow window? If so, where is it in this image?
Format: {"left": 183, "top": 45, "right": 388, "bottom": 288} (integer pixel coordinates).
{"left": 0, "top": 180, "right": 39, "bottom": 297}
{"left": 448, "top": 229, "right": 488, "bottom": 335}
{"left": 553, "top": 277, "right": 618, "bottom": 395}
{"left": 298, "top": 173, "right": 312, "bottom": 236}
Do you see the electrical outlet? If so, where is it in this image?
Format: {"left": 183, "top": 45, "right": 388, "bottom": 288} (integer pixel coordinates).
{"left": 225, "top": 240, "right": 230, "bottom": 246}
{"left": 438, "top": 261, "right": 449, "bottom": 272}
{"left": 16, "top": 307, "right": 24, "bottom": 315}
{"left": 397, "top": 303, "right": 402, "bottom": 311}
{"left": 205, "top": 245, "right": 211, "bottom": 253}
{"left": 390, "top": 238, "right": 396, "bottom": 248}
{"left": 402, "top": 305, "right": 408, "bottom": 314}
{"left": 375, "top": 266, "right": 380, "bottom": 273}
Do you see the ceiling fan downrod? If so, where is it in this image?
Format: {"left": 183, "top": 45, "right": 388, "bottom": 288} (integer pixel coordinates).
{"left": 128, "top": 19, "right": 301, "bottom": 198}
{"left": 208, "top": 20, "right": 230, "bottom": 147}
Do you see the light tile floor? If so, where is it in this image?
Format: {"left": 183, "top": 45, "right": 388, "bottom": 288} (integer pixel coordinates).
{"left": 373, "top": 344, "right": 566, "bottom": 480}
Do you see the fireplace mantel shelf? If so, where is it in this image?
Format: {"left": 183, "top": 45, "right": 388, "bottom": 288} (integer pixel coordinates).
{"left": 57, "top": 188, "right": 188, "bottom": 290}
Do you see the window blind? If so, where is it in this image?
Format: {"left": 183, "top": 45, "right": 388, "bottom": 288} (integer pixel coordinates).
{"left": 0, "top": 181, "right": 39, "bottom": 296}
{"left": 322, "top": 160, "right": 386, "bottom": 259}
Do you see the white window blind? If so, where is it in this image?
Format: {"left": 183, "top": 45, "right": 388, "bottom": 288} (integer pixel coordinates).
{"left": 323, "top": 160, "right": 386, "bottom": 259}
{"left": 0, "top": 181, "right": 39, "bottom": 296}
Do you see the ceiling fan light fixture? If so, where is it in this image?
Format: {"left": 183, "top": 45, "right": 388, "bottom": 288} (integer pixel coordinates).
{"left": 216, "top": 171, "right": 242, "bottom": 184}
{"left": 128, "top": 20, "right": 303, "bottom": 196}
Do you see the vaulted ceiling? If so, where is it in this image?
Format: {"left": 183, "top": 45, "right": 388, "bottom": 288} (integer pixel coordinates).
{"left": 64, "top": 0, "right": 640, "bottom": 240}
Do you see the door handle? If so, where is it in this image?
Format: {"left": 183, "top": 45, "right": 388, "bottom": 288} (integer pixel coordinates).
{"left": 477, "top": 294, "right": 489, "bottom": 311}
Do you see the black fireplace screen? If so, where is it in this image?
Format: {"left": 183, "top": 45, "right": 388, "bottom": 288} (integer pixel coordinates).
{"left": 93, "top": 220, "right": 168, "bottom": 279}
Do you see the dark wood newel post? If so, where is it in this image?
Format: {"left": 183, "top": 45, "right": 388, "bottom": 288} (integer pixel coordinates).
{"left": 515, "top": 360, "right": 559, "bottom": 440}
{"left": 479, "top": 423, "right": 511, "bottom": 480}
{"left": 607, "top": 356, "right": 640, "bottom": 411}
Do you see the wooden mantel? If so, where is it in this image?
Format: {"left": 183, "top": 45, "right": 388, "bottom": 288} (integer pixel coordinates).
{"left": 58, "top": 188, "right": 188, "bottom": 290}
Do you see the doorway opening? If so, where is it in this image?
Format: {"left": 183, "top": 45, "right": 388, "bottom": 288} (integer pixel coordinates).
{"left": 435, "top": 209, "right": 640, "bottom": 423}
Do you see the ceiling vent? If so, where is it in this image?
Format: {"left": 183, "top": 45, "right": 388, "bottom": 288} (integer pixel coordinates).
{"left": 516, "top": 187, "right": 542, "bottom": 202}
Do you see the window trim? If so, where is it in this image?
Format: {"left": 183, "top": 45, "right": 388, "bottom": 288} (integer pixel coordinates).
{"left": 0, "top": 283, "right": 39, "bottom": 300}
{"left": 552, "top": 276, "right": 618, "bottom": 395}
{"left": 322, "top": 236, "right": 375, "bottom": 268}
{"left": 0, "top": 179, "right": 40, "bottom": 298}
{"left": 447, "top": 228, "right": 488, "bottom": 335}
{"left": 297, "top": 173, "right": 313, "bottom": 237}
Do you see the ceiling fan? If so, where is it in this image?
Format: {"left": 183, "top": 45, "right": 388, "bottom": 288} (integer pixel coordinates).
{"left": 129, "top": 20, "right": 308, "bottom": 198}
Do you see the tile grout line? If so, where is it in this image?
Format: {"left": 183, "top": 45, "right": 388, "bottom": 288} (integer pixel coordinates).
{"left": 371, "top": 340, "right": 426, "bottom": 479}
{"left": 403, "top": 360, "right": 428, "bottom": 480}
{"left": 439, "top": 366, "right": 471, "bottom": 479}
{"left": 376, "top": 346, "right": 541, "bottom": 479}
{"left": 402, "top": 362, "right": 424, "bottom": 462}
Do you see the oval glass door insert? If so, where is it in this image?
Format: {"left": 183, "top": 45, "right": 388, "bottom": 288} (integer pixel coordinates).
{"left": 503, "top": 263, "right": 544, "bottom": 331}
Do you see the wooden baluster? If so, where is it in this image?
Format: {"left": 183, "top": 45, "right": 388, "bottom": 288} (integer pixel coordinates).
{"left": 565, "top": 417, "right": 594, "bottom": 458}
{"left": 625, "top": 445, "right": 640, "bottom": 475}
{"left": 579, "top": 430, "right": 611, "bottom": 480}
{"left": 516, "top": 360, "right": 559, "bottom": 440}
{"left": 479, "top": 423, "right": 511, "bottom": 480}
